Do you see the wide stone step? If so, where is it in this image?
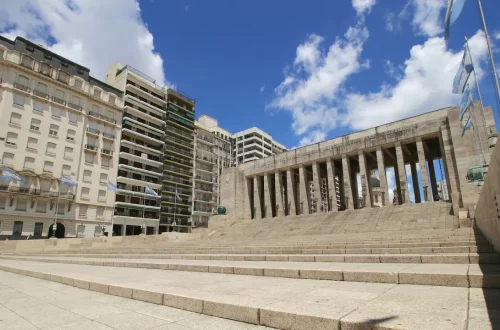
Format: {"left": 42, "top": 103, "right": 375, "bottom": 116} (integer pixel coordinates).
{"left": 0, "top": 259, "right": 497, "bottom": 330}
{"left": 4, "top": 256, "right": 500, "bottom": 288}
{"left": 12, "top": 252, "right": 498, "bottom": 264}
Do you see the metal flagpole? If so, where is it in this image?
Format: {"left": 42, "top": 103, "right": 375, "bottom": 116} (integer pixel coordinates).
{"left": 465, "top": 37, "right": 489, "bottom": 144}
{"left": 477, "top": 0, "right": 500, "bottom": 118}
{"left": 109, "top": 190, "right": 117, "bottom": 236}
{"left": 174, "top": 183, "right": 177, "bottom": 228}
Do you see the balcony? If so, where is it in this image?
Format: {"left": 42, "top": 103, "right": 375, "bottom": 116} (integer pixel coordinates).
{"left": 114, "top": 209, "right": 160, "bottom": 220}
{"left": 115, "top": 201, "right": 161, "bottom": 211}
{"left": 51, "top": 96, "right": 66, "bottom": 106}
{"left": 195, "top": 175, "right": 215, "bottom": 184}
{"left": 33, "top": 89, "right": 49, "bottom": 99}
{"left": 89, "top": 111, "right": 116, "bottom": 124}
{"left": 122, "top": 128, "right": 164, "bottom": 146}
{"left": 122, "top": 139, "right": 162, "bottom": 156}
{"left": 102, "top": 132, "right": 115, "bottom": 140}
{"left": 195, "top": 185, "right": 215, "bottom": 193}
{"left": 123, "top": 116, "right": 164, "bottom": 135}
{"left": 166, "top": 145, "right": 192, "bottom": 158}
{"left": 163, "top": 165, "right": 192, "bottom": 177}
{"left": 84, "top": 144, "right": 98, "bottom": 152}
{"left": 124, "top": 103, "right": 164, "bottom": 125}
{"left": 192, "top": 207, "right": 215, "bottom": 214}
{"left": 68, "top": 102, "right": 82, "bottom": 111}
{"left": 117, "top": 174, "right": 161, "bottom": 189}
{"left": 59, "top": 192, "right": 75, "bottom": 200}
{"left": 116, "top": 188, "right": 162, "bottom": 200}
{"left": 86, "top": 127, "right": 100, "bottom": 136}
{"left": 195, "top": 154, "right": 216, "bottom": 164}
{"left": 162, "top": 185, "right": 192, "bottom": 196}
{"left": 162, "top": 194, "right": 191, "bottom": 205}
{"left": 101, "top": 148, "right": 114, "bottom": 156}
{"left": 161, "top": 207, "right": 191, "bottom": 216}
{"left": 166, "top": 126, "right": 193, "bottom": 140}
{"left": 14, "top": 83, "right": 31, "bottom": 93}
{"left": 163, "top": 155, "right": 192, "bottom": 168}
{"left": 119, "top": 151, "right": 162, "bottom": 166}
{"left": 163, "top": 175, "right": 192, "bottom": 187}
{"left": 197, "top": 136, "right": 214, "bottom": 145}
{"left": 165, "top": 135, "right": 193, "bottom": 149}
{"left": 125, "top": 91, "right": 164, "bottom": 113}
{"left": 118, "top": 164, "right": 162, "bottom": 178}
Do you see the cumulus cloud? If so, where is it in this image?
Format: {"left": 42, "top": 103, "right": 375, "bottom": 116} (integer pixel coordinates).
{"left": 270, "top": 24, "right": 370, "bottom": 146}
{"left": 0, "top": 0, "right": 169, "bottom": 85}
{"left": 352, "top": 0, "right": 377, "bottom": 16}
{"left": 343, "top": 30, "right": 488, "bottom": 130}
{"left": 410, "top": 0, "right": 447, "bottom": 37}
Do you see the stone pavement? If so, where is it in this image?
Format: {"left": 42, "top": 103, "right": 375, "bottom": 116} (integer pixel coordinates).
{"left": 0, "top": 270, "right": 274, "bottom": 330}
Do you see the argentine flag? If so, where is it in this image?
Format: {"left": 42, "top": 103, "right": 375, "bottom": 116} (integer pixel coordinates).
{"left": 445, "top": 0, "right": 467, "bottom": 40}
{"left": 175, "top": 187, "right": 181, "bottom": 201}
{"left": 61, "top": 175, "right": 78, "bottom": 187}
{"left": 462, "top": 113, "right": 473, "bottom": 137}
{"left": 145, "top": 184, "right": 159, "bottom": 197}
{"left": 459, "top": 85, "right": 473, "bottom": 120}
{"left": 453, "top": 46, "right": 473, "bottom": 94}
{"left": 107, "top": 181, "right": 118, "bottom": 193}
{"left": 1, "top": 168, "right": 23, "bottom": 182}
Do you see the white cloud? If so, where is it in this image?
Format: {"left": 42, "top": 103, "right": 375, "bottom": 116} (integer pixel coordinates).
{"left": 386, "top": 168, "right": 396, "bottom": 202}
{"left": 0, "top": 0, "right": 169, "bottom": 85}
{"left": 270, "top": 24, "right": 369, "bottom": 146}
{"left": 410, "top": 0, "right": 447, "bottom": 37}
{"left": 384, "top": 59, "right": 403, "bottom": 81}
{"left": 185, "top": 5, "right": 190, "bottom": 12}
{"left": 260, "top": 85, "right": 265, "bottom": 94}
{"left": 343, "top": 30, "right": 488, "bottom": 130}
{"left": 352, "top": 0, "right": 377, "bottom": 16}
{"left": 385, "top": 1, "right": 411, "bottom": 32}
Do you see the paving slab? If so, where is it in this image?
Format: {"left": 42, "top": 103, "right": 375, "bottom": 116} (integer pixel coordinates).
{"left": 0, "top": 259, "right": 498, "bottom": 329}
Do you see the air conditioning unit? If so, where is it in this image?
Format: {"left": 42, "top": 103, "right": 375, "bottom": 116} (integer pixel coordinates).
{"left": 141, "top": 153, "right": 148, "bottom": 159}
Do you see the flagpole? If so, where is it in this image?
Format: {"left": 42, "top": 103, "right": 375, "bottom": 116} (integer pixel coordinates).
{"left": 174, "top": 183, "right": 177, "bottom": 227}
{"left": 109, "top": 191, "right": 117, "bottom": 237}
{"left": 477, "top": 0, "right": 500, "bottom": 118}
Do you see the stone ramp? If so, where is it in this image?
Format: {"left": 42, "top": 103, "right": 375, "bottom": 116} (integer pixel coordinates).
{"left": 0, "top": 259, "right": 492, "bottom": 330}
{"left": 209, "top": 203, "right": 457, "bottom": 240}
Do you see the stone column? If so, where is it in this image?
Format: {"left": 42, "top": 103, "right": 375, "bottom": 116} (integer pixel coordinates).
{"left": 375, "top": 147, "right": 389, "bottom": 206}
{"left": 410, "top": 162, "right": 421, "bottom": 203}
{"left": 244, "top": 177, "right": 253, "bottom": 219}
{"left": 395, "top": 143, "right": 410, "bottom": 204}
{"left": 341, "top": 155, "right": 354, "bottom": 210}
{"left": 428, "top": 158, "right": 439, "bottom": 200}
{"left": 286, "top": 169, "right": 296, "bottom": 216}
{"left": 358, "top": 151, "right": 372, "bottom": 208}
{"left": 312, "top": 162, "right": 322, "bottom": 213}
{"left": 275, "top": 171, "right": 284, "bottom": 217}
{"left": 326, "top": 159, "right": 338, "bottom": 212}
{"left": 263, "top": 174, "right": 273, "bottom": 218}
{"left": 253, "top": 176, "right": 262, "bottom": 219}
{"left": 416, "top": 137, "right": 430, "bottom": 202}
{"left": 299, "top": 166, "right": 309, "bottom": 215}
{"left": 439, "top": 125, "right": 461, "bottom": 214}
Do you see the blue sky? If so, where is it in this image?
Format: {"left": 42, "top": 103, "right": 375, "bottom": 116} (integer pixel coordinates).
{"left": 0, "top": 0, "right": 498, "bottom": 201}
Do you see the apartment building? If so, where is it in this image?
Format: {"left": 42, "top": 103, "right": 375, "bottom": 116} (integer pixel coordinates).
{"left": 0, "top": 36, "right": 123, "bottom": 239}
{"left": 232, "top": 127, "right": 286, "bottom": 165}
{"left": 105, "top": 64, "right": 163, "bottom": 236}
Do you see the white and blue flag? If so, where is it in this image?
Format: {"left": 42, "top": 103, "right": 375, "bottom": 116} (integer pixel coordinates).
{"left": 175, "top": 187, "right": 181, "bottom": 201}
{"left": 453, "top": 46, "right": 473, "bottom": 94}
{"left": 459, "top": 85, "right": 473, "bottom": 120}
{"left": 462, "top": 113, "right": 473, "bottom": 136}
{"left": 1, "top": 168, "right": 23, "bottom": 182}
{"left": 445, "top": 0, "right": 467, "bottom": 40}
{"left": 107, "top": 181, "right": 118, "bottom": 193}
{"left": 61, "top": 175, "right": 78, "bottom": 187}
{"left": 145, "top": 184, "right": 159, "bottom": 197}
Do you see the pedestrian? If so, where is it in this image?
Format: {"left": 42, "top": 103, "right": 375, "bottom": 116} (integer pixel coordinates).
{"left": 26, "top": 234, "right": 32, "bottom": 240}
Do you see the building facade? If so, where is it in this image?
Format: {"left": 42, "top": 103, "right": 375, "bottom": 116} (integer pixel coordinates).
{"left": 221, "top": 105, "right": 496, "bottom": 220}
{"left": 232, "top": 127, "right": 286, "bottom": 165}
{"left": 0, "top": 36, "right": 123, "bottom": 239}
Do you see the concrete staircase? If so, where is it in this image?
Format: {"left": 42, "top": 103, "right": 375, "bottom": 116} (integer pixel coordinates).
{"left": 0, "top": 204, "right": 499, "bottom": 329}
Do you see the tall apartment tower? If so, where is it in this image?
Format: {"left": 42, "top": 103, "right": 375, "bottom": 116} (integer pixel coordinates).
{"left": 106, "top": 64, "right": 163, "bottom": 236}
{"left": 162, "top": 90, "right": 196, "bottom": 232}
{"left": 232, "top": 127, "right": 286, "bottom": 165}
{"left": 0, "top": 36, "right": 123, "bottom": 239}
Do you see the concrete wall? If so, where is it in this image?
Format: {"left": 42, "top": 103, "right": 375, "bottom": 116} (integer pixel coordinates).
{"left": 474, "top": 140, "right": 500, "bottom": 253}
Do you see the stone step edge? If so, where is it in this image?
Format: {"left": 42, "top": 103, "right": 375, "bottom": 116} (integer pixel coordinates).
{"left": 3, "top": 256, "right": 500, "bottom": 288}
{"left": 6, "top": 253, "right": 499, "bottom": 264}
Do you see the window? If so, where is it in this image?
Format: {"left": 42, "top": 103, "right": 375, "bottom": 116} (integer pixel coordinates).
{"left": 13, "top": 93, "right": 25, "bottom": 106}
{"left": 58, "top": 71, "right": 69, "bottom": 84}
{"left": 62, "top": 165, "right": 71, "bottom": 176}
{"left": 36, "top": 82, "right": 48, "bottom": 94}
{"left": 21, "top": 55, "right": 33, "bottom": 68}
{"left": 26, "top": 137, "right": 37, "bottom": 150}
{"left": 96, "top": 207, "right": 105, "bottom": 218}
{"left": 106, "top": 110, "right": 115, "bottom": 120}
{"left": 0, "top": 197, "right": 5, "bottom": 209}
{"left": 79, "top": 205, "right": 88, "bottom": 217}
{"left": 83, "top": 170, "right": 92, "bottom": 182}
{"left": 30, "top": 118, "right": 41, "bottom": 131}
{"left": 81, "top": 187, "right": 90, "bottom": 200}
{"left": 51, "top": 107, "right": 62, "bottom": 118}
{"left": 6, "top": 132, "right": 18, "bottom": 146}
{"left": 9, "top": 113, "right": 22, "bottom": 126}
{"left": 15, "top": 200, "right": 27, "bottom": 211}
{"left": 13, "top": 221, "right": 23, "bottom": 235}
{"left": 93, "top": 88, "right": 102, "bottom": 98}
{"left": 99, "top": 173, "right": 108, "bottom": 184}
{"left": 43, "top": 161, "right": 54, "bottom": 173}
{"left": 69, "top": 112, "right": 78, "bottom": 124}
{"left": 85, "top": 153, "right": 94, "bottom": 164}
{"left": 71, "top": 95, "right": 81, "bottom": 106}
{"left": 17, "top": 75, "right": 29, "bottom": 86}
{"left": 49, "top": 124, "right": 59, "bottom": 137}
{"left": 57, "top": 202, "right": 65, "bottom": 214}
{"left": 23, "top": 157, "right": 35, "bottom": 169}
{"left": 74, "top": 79, "right": 83, "bottom": 89}
{"left": 46, "top": 143, "right": 56, "bottom": 156}
{"left": 98, "top": 190, "right": 106, "bottom": 202}
{"left": 33, "top": 100, "right": 44, "bottom": 112}
{"left": 101, "top": 157, "right": 110, "bottom": 168}
{"left": 36, "top": 201, "right": 47, "bottom": 213}
{"left": 109, "top": 95, "right": 116, "bottom": 105}
{"left": 66, "top": 129, "right": 76, "bottom": 141}
{"left": 2, "top": 152, "right": 14, "bottom": 165}
{"left": 34, "top": 222, "right": 43, "bottom": 236}
{"left": 64, "top": 147, "right": 73, "bottom": 160}
{"left": 39, "top": 63, "right": 51, "bottom": 76}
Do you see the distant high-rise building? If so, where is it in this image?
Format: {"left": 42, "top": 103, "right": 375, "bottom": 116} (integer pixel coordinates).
{"left": 232, "top": 127, "right": 286, "bottom": 165}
